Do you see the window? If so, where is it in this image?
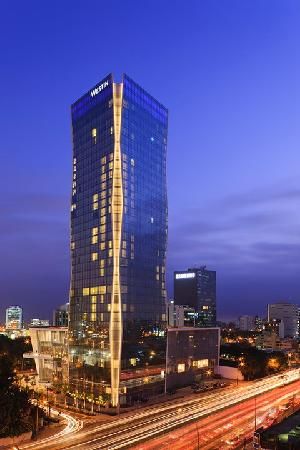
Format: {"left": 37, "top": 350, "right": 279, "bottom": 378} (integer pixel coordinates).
{"left": 91, "top": 253, "right": 98, "bottom": 261}
{"left": 192, "top": 359, "right": 209, "bottom": 368}
{"left": 177, "top": 363, "right": 185, "bottom": 373}
{"left": 92, "top": 227, "right": 98, "bottom": 236}
{"left": 91, "top": 236, "right": 98, "bottom": 244}
{"left": 92, "top": 128, "right": 97, "bottom": 144}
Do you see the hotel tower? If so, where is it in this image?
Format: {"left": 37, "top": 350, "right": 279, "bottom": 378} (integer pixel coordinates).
{"left": 69, "top": 74, "right": 168, "bottom": 408}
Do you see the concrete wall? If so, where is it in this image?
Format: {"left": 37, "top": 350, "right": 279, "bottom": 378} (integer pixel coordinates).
{"left": 216, "top": 365, "right": 244, "bottom": 381}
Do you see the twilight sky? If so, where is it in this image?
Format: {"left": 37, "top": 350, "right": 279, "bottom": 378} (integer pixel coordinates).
{"left": 0, "top": 1, "right": 300, "bottom": 322}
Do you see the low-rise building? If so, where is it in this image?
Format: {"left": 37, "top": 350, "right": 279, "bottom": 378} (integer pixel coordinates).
{"left": 165, "top": 327, "right": 220, "bottom": 390}
{"left": 23, "top": 327, "right": 68, "bottom": 387}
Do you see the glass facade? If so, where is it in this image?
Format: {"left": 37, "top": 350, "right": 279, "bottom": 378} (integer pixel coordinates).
{"left": 69, "top": 74, "right": 168, "bottom": 408}
{"left": 174, "top": 266, "right": 216, "bottom": 327}
{"left": 6, "top": 305, "right": 23, "bottom": 329}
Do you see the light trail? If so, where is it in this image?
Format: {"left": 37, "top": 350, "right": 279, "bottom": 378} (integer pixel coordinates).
{"left": 19, "top": 409, "right": 83, "bottom": 449}
{"left": 20, "top": 369, "right": 300, "bottom": 450}
{"left": 63, "top": 369, "right": 300, "bottom": 450}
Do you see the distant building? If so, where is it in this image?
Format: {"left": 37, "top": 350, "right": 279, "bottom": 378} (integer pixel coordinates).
{"left": 267, "top": 303, "right": 299, "bottom": 338}
{"left": 174, "top": 266, "right": 216, "bottom": 327}
{"left": 255, "top": 316, "right": 264, "bottom": 332}
{"left": 30, "top": 318, "right": 50, "bottom": 327}
{"left": 6, "top": 306, "right": 23, "bottom": 330}
{"left": 264, "top": 318, "right": 285, "bottom": 339}
{"left": 24, "top": 327, "right": 68, "bottom": 386}
{"left": 167, "top": 301, "right": 198, "bottom": 328}
{"left": 239, "top": 315, "right": 255, "bottom": 331}
{"left": 166, "top": 327, "right": 220, "bottom": 390}
{"left": 53, "top": 303, "right": 69, "bottom": 327}
{"left": 256, "top": 331, "right": 281, "bottom": 351}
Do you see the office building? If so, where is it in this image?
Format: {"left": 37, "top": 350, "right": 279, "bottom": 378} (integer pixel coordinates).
{"left": 264, "top": 318, "right": 285, "bottom": 339}
{"left": 30, "top": 318, "right": 50, "bottom": 327}
{"left": 69, "top": 73, "right": 168, "bottom": 408}
{"left": 167, "top": 301, "right": 198, "bottom": 328}
{"left": 5, "top": 306, "right": 23, "bottom": 330}
{"left": 238, "top": 315, "right": 256, "bottom": 331}
{"left": 166, "top": 327, "right": 220, "bottom": 390}
{"left": 53, "top": 303, "right": 69, "bottom": 327}
{"left": 174, "top": 266, "right": 216, "bottom": 327}
{"left": 267, "top": 303, "right": 299, "bottom": 338}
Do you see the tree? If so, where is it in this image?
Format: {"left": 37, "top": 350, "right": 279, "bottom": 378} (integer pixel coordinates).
{"left": 0, "top": 355, "right": 32, "bottom": 438}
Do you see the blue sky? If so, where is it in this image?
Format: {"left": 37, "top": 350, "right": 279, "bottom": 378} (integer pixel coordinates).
{"left": 0, "top": 0, "right": 299, "bottom": 321}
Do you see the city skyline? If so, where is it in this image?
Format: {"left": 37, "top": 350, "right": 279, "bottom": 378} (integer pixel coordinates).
{"left": 1, "top": 1, "right": 300, "bottom": 322}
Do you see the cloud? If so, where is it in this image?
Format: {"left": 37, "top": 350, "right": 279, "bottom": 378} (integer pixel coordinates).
{"left": 167, "top": 181, "right": 300, "bottom": 316}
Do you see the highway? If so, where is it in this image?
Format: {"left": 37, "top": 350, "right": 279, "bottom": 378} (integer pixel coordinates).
{"left": 135, "top": 378, "right": 300, "bottom": 449}
{"left": 19, "top": 368, "right": 300, "bottom": 450}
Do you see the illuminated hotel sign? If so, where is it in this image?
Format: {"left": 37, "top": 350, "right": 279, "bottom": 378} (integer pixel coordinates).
{"left": 90, "top": 80, "right": 109, "bottom": 98}
{"left": 175, "top": 273, "right": 195, "bottom": 279}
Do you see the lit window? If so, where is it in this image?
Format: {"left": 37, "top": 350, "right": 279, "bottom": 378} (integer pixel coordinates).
{"left": 93, "top": 194, "right": 98, "bottom": 202}
{"left": 91, "top": 236, "right": 98, "bottom": 244}
{"left": 92, "top": 128, "right": 97, "bottom": 143}
{"left": 101, "top": 156, "right": 106, "bottom": 165}
{"left": 92, "top": 253, "right": 98, "bottom": 261}
{"left": 202, "top": 305, "right": 209, "bottom": 310}
{"left": 100, "top": 259, "right": 105, "bottom": 268}
{"left": 71, "top": 204, "right": 76, "bottom": 211}
{"left": 108, "top": 249, "right": 113, "bottom": 257}
{"left": 71, "top": 242, "right": 75, "bottom": 250}
{"left": 100, "top": 268, "right": 105, "bottom": 277}
{"left": 177, "top": 363, "right": 185, "bottom": 373}
{"left": 92, "top": 227, "right": 98, "bottom": 236}
{"left": 91, "top": 295, "right": 97, "bottom": 304}
{"left": 93, "top": 202, "right": 98, "bottom": 210}
{"left": 83, "top": 288, "right": 90, "bottom": 296}
{"left": 100, "top": 242, "right": 105, "bottom": 250}
{"left": 192, "top": 359, "right": 209, "bottom": 368}
{"left": 121, "top": 249, "right": 126, "bottom": 258}
{"left": 130, "top": 158, "right": 135, "bottom": 166}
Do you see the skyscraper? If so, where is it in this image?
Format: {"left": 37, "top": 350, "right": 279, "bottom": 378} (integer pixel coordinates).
{"left": 5, "top": 305, "right": 23, "bottom": 330}
{"left": 69, "top": 74, "right": 168, "bottom": 408}
{"left": 267, "top": 302, "right": 299, "bottom": 338}
{"left": 53, "top": 303, "right": 69, "bottom": 327}
{"left": 174, "top": 266, "right": 216, "bottom": 327}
